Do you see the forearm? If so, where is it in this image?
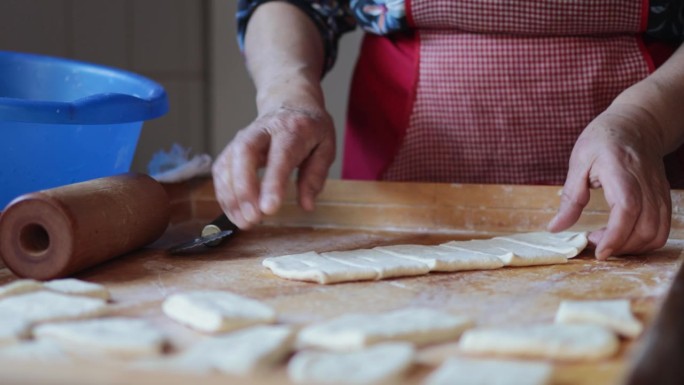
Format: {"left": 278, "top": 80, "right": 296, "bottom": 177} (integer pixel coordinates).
{"left": 612, "top": 44, "right": 684, "bottom": 155}
{"left": 244, "top": 2, "right": 326, "bottom": 115}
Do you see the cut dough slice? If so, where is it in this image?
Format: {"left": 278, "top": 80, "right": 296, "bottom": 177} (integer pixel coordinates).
{"left": 442, "top": 239, "right": 567, "bottom": 266}
{"left": 0, "top": 339, "right": 68, "bottom": 362}
{"left": 0, "top": 317, "right": 30, "bottom": 346}
{"left": 263, "top": 251, "right": 378, "bottom": 284}
{"left": 322, "top": 249, "right": 430, "bottom": 279}
{"left": 44, "top": 278, "right": 110, "bottom": 300}
{"left": 288, "top": 343, "right": 414, "bottom": 385}
{"left": 375, "top": 244, "right": 504, "bottom": 272}
{"left": 162, "top": 290, "right": 276, "bottom": 333}
{"left": 34, "top": 317, "right": 167, "bottom": 358}
{"left": 555, "top": 299, "right": 643, "bottom": 338}
{"left": 0, "top": 291, "right": 108, "bottom": 324}
{"left": 459, "top": 324, "right": 618, "bottom": 362}
{"left": 0, "top": 279, "right": 43, "bottom": 299}
{"left": 425, "top": 357, "right": 553, "bottom": 385}
{"left": 496, "top": 231, "right": 588, "bottom": 258}
{"left": 298, "top": 308, "right": 473, "bottom": 351}
{"left": 133, "top": 325, "right": 294, "bottom": 376}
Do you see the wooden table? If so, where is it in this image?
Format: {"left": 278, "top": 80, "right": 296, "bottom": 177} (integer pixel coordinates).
{"left": 1, "top": 179, "right": 682, "bottom": 385}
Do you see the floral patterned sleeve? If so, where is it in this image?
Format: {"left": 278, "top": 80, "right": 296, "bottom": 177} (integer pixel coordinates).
{"left": 237, "top": 0, "right": 356, "bottom": 73}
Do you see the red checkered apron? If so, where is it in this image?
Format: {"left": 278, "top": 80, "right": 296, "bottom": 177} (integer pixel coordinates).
{"left": 342, "top": 0, "right": 682, "bottom": 185}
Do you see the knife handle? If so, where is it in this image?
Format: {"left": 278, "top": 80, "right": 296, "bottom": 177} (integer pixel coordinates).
{"left": 201, "top": 214, "right": 237, "bottom": 246}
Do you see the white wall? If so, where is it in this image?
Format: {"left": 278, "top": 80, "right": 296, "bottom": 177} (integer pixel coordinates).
{"left": 209, "top": 0, "right": 363, "bottom": 178}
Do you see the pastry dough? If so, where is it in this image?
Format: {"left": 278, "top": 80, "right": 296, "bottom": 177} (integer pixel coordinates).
{"left": 34, "top": 318, "right": 166, "bottom": 358}
{"left": 0, "top": 316, "right": 30, "bottom": 346}
{"left": 443, "top": 239, "right": 567, "bottom": 266}
{"left": 459, "top": 324, "right": 618, "bottom": 362}
{"left": 0, "top": 279, "right": 43, "bottom": 299}
{"left": 0, "top": 291, "right": 108, "bottom": 324}
{"left": 425, "top": 357, "right": 553, "bottom": 385}
{"left": 263, "top": 251, "right": 378, "bottom": 284}
{"left": 44, "top": 279, "right": 110, "bottom": 300}
{"left": 375, "top": 244, "right": 504, "bottom": 271}
{"left": 496, "top": 231, "right": 588, "bottom": 258}
{"left": 288, "top": 343, "right": 414, "bottom": 385}
{"left": 162, "top": 290, "right": 276, "bottom": 333}
{"left": 322, "top": 249, "right": 430, "bottom": 279}
{"left": 298, "top": 308, "right": 473, "bottom": 351}
{"left": 555, "top": 299, "right": 642, "bottom": 338}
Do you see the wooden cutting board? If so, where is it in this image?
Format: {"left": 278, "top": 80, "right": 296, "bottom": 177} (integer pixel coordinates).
{"left": 0, "top": 179, "right": 682, "bottom": 385}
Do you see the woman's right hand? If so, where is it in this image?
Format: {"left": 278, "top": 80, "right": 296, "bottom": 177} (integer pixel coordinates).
{"left": 212, "top": 103, "right": 336, "bottom": 229}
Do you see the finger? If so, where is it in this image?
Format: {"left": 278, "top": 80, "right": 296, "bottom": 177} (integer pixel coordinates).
{"left": 595, "top": 170, "right": 641, "bottom": 260}
{"left": 212, "top": 151, "right": 249, "bottom": 229}
{"left": 548, "top": 156, "right": 591, "bottom": 232}
{"left": 626, "top": 183, "right": 671, "bottom": 254}
{"left": 259, "top": 133, "right": 311, "bottom": 215}
{"left": 297, "top": 140, "right": 335, "bottom": 211}
{"left": 230, "top": 129, "right": 271, "bottom": 225}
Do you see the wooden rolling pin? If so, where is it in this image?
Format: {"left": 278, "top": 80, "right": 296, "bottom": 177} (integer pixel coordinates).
{"left": 0, "top": 173, "right": 169, "bottom": 280}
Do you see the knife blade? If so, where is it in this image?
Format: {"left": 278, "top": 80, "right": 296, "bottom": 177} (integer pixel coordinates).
{"left": 167, "top": 214, "right": 238, "bottom": 254}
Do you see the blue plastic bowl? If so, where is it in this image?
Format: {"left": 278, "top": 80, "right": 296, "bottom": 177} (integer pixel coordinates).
{"left": 0, "top": 51, "right": 168, "bottom": 208}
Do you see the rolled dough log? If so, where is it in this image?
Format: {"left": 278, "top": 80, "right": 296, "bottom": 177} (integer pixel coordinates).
{"left": 374, "top": 244, "right": 504, "bottom": 272}
{"left": 425, "top": 357, "right": 553, "bottom": 385}
{"left": 459, "top": 324, "right": 618, "bottom": 362}
{"left": 496, "top": 231, "right": 588, "bottom": 258}
{"left": 0, "top": 291, "right": 108, "bottom": 324}
{"left": 288, "top": 343, "right": 414, "bottom": 385}
{"left": 34, "top": 317, "right": 167, "bottom": 358}
{"left": 262, "top": 251, "right": 378, "bottom": 284}
{"left": 298, "top": 308, "right": 473, "bottom": 351}
{"left": 443, "top": 239, "right": 567, "bottom": 266}
{"left": 555, "top": 299, "right": 643, "bottom": 338}
{"left": 322, "top": 249, "right": 430, "bottom": 279}
{"left": 0, "top": 279, "right": 43, "bottom": 299}
{"left": 162, "top": 290, "right": 276, "bottom": 333}
{"left": 43, "top": 278, "right": 110, "bottom": 300}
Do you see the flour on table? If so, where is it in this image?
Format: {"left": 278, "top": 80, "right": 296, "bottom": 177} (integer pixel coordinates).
{"left": 162, "top": 290, "right": 276, "bottom": 333}
{"left": 133, "top": 325, "right": 294, "bottom": 376}
{"left": 298, "top": 308, "right": 473, "bottom": 351}
{"left": 0, "top": 316, "right": 30, "bottom": 346}
{"left": 375, "top": 244, "right": 504, "bottom": 272}
{"left": 459, "top": 324, "right": 618, "bottom": 362}
{"left": 496, "top": 231, "right": 588, "bottom": 258}
{"left": 0, "top": 291, "right": 108, "bottom": 324}
{"left": 425, "top": 357, "right": 553, "bottom": 385}
{"left": 322, "top": 249, "right": 430, "bottom": 279}
{"left": 43, "top": 278, "right": 110, "bottom": 300}
{"left": 262, "top": 251, "right": 378, "bottom": 284}
{"left": 288, "top": 343, "right": 414, "bottom": 385}
{"left": 443, "top": 239, "right": 567, "bottom": 266}
{"left": 33, "top": 317, "right": 166, "bottom": 359}
{"left": 555, "top": 299, "right": 643, "bottom": 338}
{"left": 0, "top": 279, "right": 43, "bottom": 299}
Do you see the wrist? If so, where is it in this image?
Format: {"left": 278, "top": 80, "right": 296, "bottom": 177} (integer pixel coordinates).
{"left": 256, "top": 79, "right": 325, "bottom": 117}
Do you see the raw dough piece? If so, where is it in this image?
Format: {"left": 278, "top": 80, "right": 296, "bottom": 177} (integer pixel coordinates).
{"left": 555, "top": 299, "right": 643, "bottom": 338}
{"left": 34, "top": 317, "right": 167, "bottom": 358}
{"left": 375, "top": 244, "right": 504, "bottom": 272}
{"left": 0, "top": 291, "right": 108, "bottom": 324}
{"left": 0, "top": 340, "right": 68, "bottom": 362}
{"left": 459, "top": 324, "right": 618, "bottom": 362}
{"left": 0, "top": 279, "right": 43, "bottom": 299}
{"left": 496, "top": 231, "right": 588, "bottom": 258}
{"left": 134, "top": 325, "right": 294, "bottom": 376}
{"left": 298, "top": 308, "right": 473, "bottom": 351}
{"left": 288, "top": 343, "right": 414, "bottom": 385}
{"left": 425, "top": 357, "right": 553, "bottom": 385}
{"left": 44, "top": 278, "right": 110, "bottom": 300}
{"left": 262, "top": 251, "right": 378, "bottom": 284}
{"left": 0, "top": 317, "right": 30, "bottom": 346}
{"left": 162, "top": 290, "right": 276, "bottom": 333}
{"left": 322, "top": 249, "right": 430, "bottom": 279}
{"left": 442, "top": 239, "right": 567, "bottom": 266}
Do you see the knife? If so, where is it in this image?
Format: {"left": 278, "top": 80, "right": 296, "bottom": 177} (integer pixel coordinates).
{"left": 167, "top": 214, "right": 238, "bottom": 254}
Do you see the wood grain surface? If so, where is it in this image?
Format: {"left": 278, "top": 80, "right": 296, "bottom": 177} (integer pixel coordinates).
{"left": 0, "top": 179, "right": 682, "bottom": 385}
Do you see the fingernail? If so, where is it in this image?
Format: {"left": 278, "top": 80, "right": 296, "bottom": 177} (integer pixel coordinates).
{"left": 596, "top": 248, "right": 613, "bottom": 260}
{"left": 240, "top": 202, "right": 257, "bottom": 222}
{"left": 260, "top": 194, "right": 279, "bottom": 214}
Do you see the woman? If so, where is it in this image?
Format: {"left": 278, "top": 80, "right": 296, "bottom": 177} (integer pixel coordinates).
{"left": 213, "top": 0, "right": 684, "bottom": 258}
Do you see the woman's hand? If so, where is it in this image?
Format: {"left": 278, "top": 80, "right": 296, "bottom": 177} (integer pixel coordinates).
{"left": 548, "top": 103, "right": 671, "bottom": 259}
{"left": 212, "top": 104, "right": 335, "bottom": 229}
